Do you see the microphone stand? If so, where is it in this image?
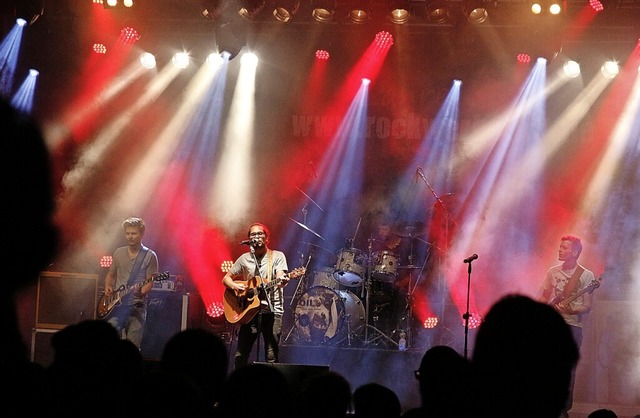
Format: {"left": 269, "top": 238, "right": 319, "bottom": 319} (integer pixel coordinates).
{"left": 462, "top": 257, "right": 474, "bottom": 359}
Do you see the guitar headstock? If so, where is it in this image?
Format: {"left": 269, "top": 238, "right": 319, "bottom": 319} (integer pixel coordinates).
{"left": 288, "top": 267, "right": 306, "bottom": 280}
{"left": 587, "top": 276, "right": 603, "bottom": 293}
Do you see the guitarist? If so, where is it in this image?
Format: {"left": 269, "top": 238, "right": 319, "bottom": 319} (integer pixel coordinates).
{"left": 537, "top": 234, "right": 595, "bottom": 418}
{"left": 222, "top": 222, "right": 290, "bottom": 369}
{"left": 103, "top": 217, "right": 159, "bottom": 350}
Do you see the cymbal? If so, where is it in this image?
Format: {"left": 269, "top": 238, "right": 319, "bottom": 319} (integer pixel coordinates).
{"left": 301, "top": 241, "right": 334, "bottom": 255}
{"left": 393, "top": 221, "right": 425, "bottom": 237}
{"left": 290, "top": 218, "right": 324, "bottom": 240}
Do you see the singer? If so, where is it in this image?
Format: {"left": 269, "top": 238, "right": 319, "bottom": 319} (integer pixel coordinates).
{"left": 222, "top": 222, "right": 290, "bottom": 368}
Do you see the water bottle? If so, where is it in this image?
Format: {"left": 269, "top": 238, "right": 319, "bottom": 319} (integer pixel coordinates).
{"left": 398, "top": 330, "right": 407, "bottom": 351}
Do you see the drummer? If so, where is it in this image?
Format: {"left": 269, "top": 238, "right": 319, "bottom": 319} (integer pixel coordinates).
{"left": 369, "top": 217, "right": 402, "bottom": 253}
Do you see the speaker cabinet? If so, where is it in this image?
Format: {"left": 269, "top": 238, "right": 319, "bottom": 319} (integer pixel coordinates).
{"left": 36, "top": 271, "right": 98, "bottom": 329}
{"left": 140, "top": 292, "right": 188, "bottom": 360}
{"left": 30, "top": 328, "right": 58, "bottom": 367}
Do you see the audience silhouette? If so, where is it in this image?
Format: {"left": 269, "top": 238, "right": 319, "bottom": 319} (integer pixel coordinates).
{"left": 587, "top": 409, "right": 618, "bottom": 418}
{"left": 0, "top": 97, "right": 59, "bottom": 417}
{"left": 293, "top": 369, "right": 352, "bottom": 418}
{"left": 471, "top": 294, "right": 579, "bottom": 418}
{"left": 353, "top": 382, "right": 401, "bottom": 418}
{"left": 160, "top": 327, "right": 229, "bottom": 413}
{"left": 217, "top": 362, "right": 293, "bottom": 418}
{"left": 401, "top": 344, "right": 472, "bottom": 418}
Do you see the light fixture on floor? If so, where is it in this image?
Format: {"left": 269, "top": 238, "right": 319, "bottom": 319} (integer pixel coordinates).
{"left": 349, "top": 1, "right": 371, "bottom": 23}
{"left": 463, "top": 0, "right": 488, "bottom": 24}
{"left": 425, "top": 0, "right": 452, "bottom": 24}
{"left": 238, "top": 0, "right": 265, "bottom": 20}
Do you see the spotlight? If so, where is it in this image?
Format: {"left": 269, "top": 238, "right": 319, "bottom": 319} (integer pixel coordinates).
{"left": 425, "top": 0, "right": 452, "bottom": 24}
{"left": 238, "top": 0, "right": 265, "bottom": 20}
{"left": 312, "top": 0, "right": 337, "bottom": 22}
{"left": 172, "top": 52, "right": 190, "bottom": 69}
{"left": 315, "top": 49, "right": 330, "bottom": 60}
{"left": 600, "top": 60, "right": 619, "bottom": 79}
{"left": 530, "top": 0, "right": 563, "bottom": 14}
{"left": 207, "top": 52, "right": 225, "bottom": 67}
{"left": 273, "top": 0, "right": 300, "bottom": 22}
{"left": 139, "top": 52, "right": 156, "bottom": 69}
{"left": 562, "top": 60, "right": 580, "bottom": 78}
{"left": 389, "top": 0, "right": 411, "bottom": 24}
{"left": 589, "top": 0, "right": 603, "bottom": 12}
{"left": 423, "top": 316, "right": 439, "bottom": 329}
{"left": 349, "top": 1, "right": 371, "bottom": 23}
{"left": 464, "top": 0, "right": 488, "bottom": 24}
{"left": 103, "top": 0, "right": 135, "bottom": 8}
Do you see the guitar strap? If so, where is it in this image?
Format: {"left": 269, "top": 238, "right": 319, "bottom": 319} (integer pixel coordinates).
{"left": 562, "top": 265, "right": 584, "bottom": 299}
{"left": 127, "top": 245, "right": 149, "bottom": 287}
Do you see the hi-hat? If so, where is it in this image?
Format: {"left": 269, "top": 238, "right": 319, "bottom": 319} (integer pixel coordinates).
{"left": 393, "top": 221, "right": 425, "bottom": 237}
{"left": 290, "top": 218, "right": 324, "bottom": 240}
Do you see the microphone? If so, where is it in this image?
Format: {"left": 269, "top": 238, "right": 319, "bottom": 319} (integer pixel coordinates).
{"left": 463, "top": 254, "right": 478, "bottom": 263}
{"left": 240, "top": 239, "right": 253, "bottom": 245}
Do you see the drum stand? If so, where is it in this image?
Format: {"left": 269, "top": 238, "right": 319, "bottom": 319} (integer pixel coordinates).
{"left": 351, "top": 241, "right": 397, "bottom": 348}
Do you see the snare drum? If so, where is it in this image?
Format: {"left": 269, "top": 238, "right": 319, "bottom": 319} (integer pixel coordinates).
{"left": 334, "top": 248, "right": 367, "bottom": 287}
{"left": 294, "top": 286, "right": 365, "bottom": 344}
{"left": 371, "top": 250, "right": 400, "bottom": 283}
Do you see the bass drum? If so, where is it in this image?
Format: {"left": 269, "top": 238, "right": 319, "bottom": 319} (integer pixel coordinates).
{"left": 294, "top": 286, "right": 365, "bottom": 344}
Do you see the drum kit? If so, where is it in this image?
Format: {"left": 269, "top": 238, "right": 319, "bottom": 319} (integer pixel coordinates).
{"left": 287, "top": 220, "right": 430, "bottom": 349}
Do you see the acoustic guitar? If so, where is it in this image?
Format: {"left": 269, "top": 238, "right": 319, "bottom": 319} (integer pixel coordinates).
{"left": 223, "top": 267, "right": 306, "bottom": 324}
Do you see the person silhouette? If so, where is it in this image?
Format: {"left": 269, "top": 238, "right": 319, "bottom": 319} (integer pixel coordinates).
{"left": 471, "top": 294, "right": 579, "bottom": 418}
{"left": 353, "top": 382, "right": 401, "bottom": 418}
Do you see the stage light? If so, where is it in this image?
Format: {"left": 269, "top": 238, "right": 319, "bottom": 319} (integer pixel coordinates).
{"left": 93, "top": 43, "right": 107, "bottom": 54}
{"left": 312, "top": 0, "right": 337, "bottom": 22}
{"left": 200, "top": 0, "right": 228, "bottom": 21}
{"left": 103, "top": 0, "right": 135, "bottom": 8}
{"left": 29, "top": 69, "right": 39, "bottom": 77}
{"left": 315, "top": 49, "right": 330, "bottom": 60}
{"left": 589, "top": 0, "right": 603, "bottom": 12}
{"left": 516, "top": 53, "right": 532, "bottom": 63}
{"left": 389, "top": 0, "right": 411, "bottom": 24}
{"left": 239, "top": 0, "right": 265, "bottom": 20}
{"left": 240, "top": 52, "right": 258, "bottom": 65}
{"left": 207, "top": 52, "right": 225, "bottom": 67}
{"left": 423, "top": 316, "right": 438, "bottom": 329}
{"left": 273, "top": 0, "right": 300, "bottom": 22}
{"left": 464, "top": 312, "right": 482, "bottom": 329}
{"left": 425, "top": 0, "right": 452, "bottom": 24}
{"left": 464, "top": 0, "right": 488, "bottom": 24}
{"left": 563, "top": 60, "right": 580, "bottom": 78}
{"left": 349, "top": 1, "right": 371, "bottom": 23}
{"left": 601, "top": 60, "right": 619, "bottom": 78}
{"left": 120, "top": 26, "right": 140, "bottom": 44}
{"left": 99, "top": 255, "right": 113, "bottom": 268}
{"left": 221, "top": 260, "right": 233, "bottom": 272}
{"left": 172, "top": 52, "right": 190, "bottom": 69}
{"left": 139, "top": 52, "right": 156, "bottom": 69}
{"left": 530, "top": 0, "right": 563, "bottom": 14}
{"left": 375, "top": 31, "right": 394, "bottom": 49}
{"left": 16, "top": 18, "right": 27, "bottom": 27}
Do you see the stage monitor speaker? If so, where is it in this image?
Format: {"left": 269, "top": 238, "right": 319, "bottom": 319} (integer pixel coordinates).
{"left": 253, "top": 362, "right": 330, "bottom": 391}
{"left": 36, "top": 271, "right": 98, "bottom": 329}
{"left": 140, "top": 292, "right": 188, "bottom": 360}
{"left": 30, "top": 328, "right": 58, "bottom": 367}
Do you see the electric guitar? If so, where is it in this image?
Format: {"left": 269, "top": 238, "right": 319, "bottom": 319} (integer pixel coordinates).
{"left": 96, "top": 271, "right": 170, "bottom": 319}
{"left": 548, "top": 275, "right": 603, "bottom": 308}
{"left": 223, "top": 267, "right": 306, "bottom": 324}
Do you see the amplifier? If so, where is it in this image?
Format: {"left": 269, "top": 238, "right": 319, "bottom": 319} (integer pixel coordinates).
{"left": 36, "top": 271, "right": 98, "bottom": 329}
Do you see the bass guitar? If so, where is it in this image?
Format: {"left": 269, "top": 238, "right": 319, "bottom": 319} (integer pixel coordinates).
{"left": 96, "top": 271, "right": 170, "bottom": 319}
{"left": 223, "top": 267, "right": 306, "bottom": 324}
{"left": 548, "top": 275, "right": 603, "bottom": 308}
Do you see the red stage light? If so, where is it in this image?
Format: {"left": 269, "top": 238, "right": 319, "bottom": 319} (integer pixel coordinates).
{"left": 93, "top": 43, "right": 107, "bottom": 54}
{"left": 375, "top": 31, "right": 394, "bottom": 49}
{"left": 120, "top": 26, "right": 140, "bottom": 44}
{"left": 516, "top": 53, "right": 531, "bottom": 64}
{"left": 315, "top": 49, "right": 330, "bottom": 60}
{"left": 589, "top": 0, "right": 603, "bottom": 12}
{"left": 100, "top": 255, "right": 113, "bottom": 268}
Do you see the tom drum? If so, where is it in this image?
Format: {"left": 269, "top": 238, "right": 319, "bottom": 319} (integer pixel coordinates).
{"left": 334, "top": 248, "right": 367, "bottom": 287}
{"left": 371, "top": 250, "right": 400, "bottom": 283}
